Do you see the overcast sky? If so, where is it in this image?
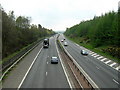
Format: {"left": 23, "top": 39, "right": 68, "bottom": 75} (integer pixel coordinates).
{"left": 0, "top": 0, "right": 119, "bottom": 31}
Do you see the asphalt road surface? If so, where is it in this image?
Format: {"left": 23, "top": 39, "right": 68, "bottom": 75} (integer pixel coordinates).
{"left": 20, "top": 36, "right": 70, "bottom": 88}
{"left": 59, "top": 34, "right": 120, "bottom": 88}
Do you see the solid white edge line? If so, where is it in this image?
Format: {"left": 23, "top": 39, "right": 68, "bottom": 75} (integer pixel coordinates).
{"left": 17, "top": 47, "right": 43, "bottom": 89}
{"left": 60, "top": 35, "right": 99, "bottom": 89}
{"left": 62, "top": 34, "right": 120, "bottom": 72}
{"left": 76, "top": 44, "right": 79, "bottom": 46}
{"left": 55, "top": 37, "right": 73, "bottom": 89}
{"left": 96, "top": 66, "right": 100, "bottom": 70}
{"left": 68, "top": 63, "right": 84, "bottom": 89}
{"left": 63, "top": 47, "right": 99, "bottom": 89}
{"left": 113, "top": 79, "right": 119, "bottom": 85}
{"left": 0, "top": 42, "right": 39, "bottom": 81}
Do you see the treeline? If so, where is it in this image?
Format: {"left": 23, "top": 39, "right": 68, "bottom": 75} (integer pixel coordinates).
{"left": 64, "top": 10, "right": 120, "bottom": 59}
{"left": 2, "top": 8, "right": 55, "bottom": 59}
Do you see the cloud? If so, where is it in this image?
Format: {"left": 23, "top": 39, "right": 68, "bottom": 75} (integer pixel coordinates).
{"left": 1, "top": 0, "right": 119, "bottom": 31}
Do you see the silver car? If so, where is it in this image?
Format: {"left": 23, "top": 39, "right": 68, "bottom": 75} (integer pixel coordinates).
{"left": 81, "top": 50, "right": 88, "bottom": 55}
{"left": 64, "top": 42, "right": 68, "bottom": 46}
{"left": 51, "top": 57, "right": 59, "bottom": 64}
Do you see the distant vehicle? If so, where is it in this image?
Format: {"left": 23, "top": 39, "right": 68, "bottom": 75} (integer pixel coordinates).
{"left": 81, "top": 50, "right": 88, "bottom": 55}
{"left": 61, "top": 39, "right": 64, "bottom": 42}
{"left": 64, "top": 38, "right": 65, "bottom": 40}
{"left": 64, "top": 42, "right": 68, "bottom": 46}
{"left": 43, "top": 38, "right": 49, "bottom": 48}
{"left": 51, "top": 57, "right": 59, "bottom": 64}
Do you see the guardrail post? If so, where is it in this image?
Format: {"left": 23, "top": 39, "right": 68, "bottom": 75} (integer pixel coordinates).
{"left": 75, "top": 65, "right": 77, "bottom": 69}
{"left": 91, "top": 87, "right": 94, "bottom": 90}
{"left": 87, "top": 80, "right": 90, "bottom": 86}
{"left": 83, "top": 76, "right": 85, "bottom": 80}
{"left": 80, "top": 72, "right": 82, "bottom": 75}
{"left": 57, "top": 38, "right": 99, "bottom": 89}
{"left": 1, "top": 38, "right": 44, "bottom": 77}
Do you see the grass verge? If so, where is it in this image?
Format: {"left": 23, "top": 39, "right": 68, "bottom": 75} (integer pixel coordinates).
{"left": 65, "top": 36, "right": 120, "bottom": 63}
{"left": 1, "top": 37, "right": 44, "bottom": 65}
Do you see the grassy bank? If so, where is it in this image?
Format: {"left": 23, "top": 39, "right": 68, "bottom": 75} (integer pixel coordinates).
{"left": 1, "top": 37, "right": 45, "bottom": 65}
{"left": 2, "top": 43, "right": 32, "bottom": 64}
{"left": 65, "top": 35, "right": 120, "bottom": 63}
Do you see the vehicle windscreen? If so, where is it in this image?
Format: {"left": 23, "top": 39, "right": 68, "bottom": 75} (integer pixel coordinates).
{"left": 44, "top": 40, "right": 48, "bottom": 44}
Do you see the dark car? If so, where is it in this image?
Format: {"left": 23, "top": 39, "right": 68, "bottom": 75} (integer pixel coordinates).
{"left": 43, "top": 38, "right": 49, "bottom": 48}
{"left": 81, "top": 50, "right": 88, "bottom": 55}
{"left": 51, "top": 57, "right": 59, "bottom": 64}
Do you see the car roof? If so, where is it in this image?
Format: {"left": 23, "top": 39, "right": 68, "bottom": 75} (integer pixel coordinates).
{"left": 52, "top": 57, "right": 57, "bottom": 59}
{"left": 44, "top": 38, "right": 49, "bottom": 40}
{"left": 82, "top": 50, "right": 87, "bottom": 52}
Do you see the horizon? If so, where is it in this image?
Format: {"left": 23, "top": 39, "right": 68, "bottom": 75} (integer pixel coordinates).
{"left": 1, "top": 0, "right": 119, "bottom": 31}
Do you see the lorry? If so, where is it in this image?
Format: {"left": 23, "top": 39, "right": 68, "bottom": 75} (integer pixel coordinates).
{"left": 43, "top": 38, "right": 49, "bottom": 48}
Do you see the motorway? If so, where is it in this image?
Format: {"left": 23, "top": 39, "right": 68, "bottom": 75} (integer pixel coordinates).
{"left": 59, "top": 34, "right": 120, "bottom": 88}
{"left": 20, "top": 36, "right": 70, "bottom": 88}
{"left": 2, "top": 36, "right": 70, "bottom": 88}
{"left": 2, "top": 34, "right": 120, "bottom": 89}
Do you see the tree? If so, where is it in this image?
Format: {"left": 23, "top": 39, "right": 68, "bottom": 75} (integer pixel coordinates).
{"left": 64, "top": 11, "right": 119, "bottom": 47}
{"left": 2, "top": 7, "right": 55, "bottom": 59}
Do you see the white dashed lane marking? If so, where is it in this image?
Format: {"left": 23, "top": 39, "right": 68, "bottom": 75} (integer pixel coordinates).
{"left": 100, "top": 58, "right": 107, "bottom": 62}
{"left": 72, "top": 42, "right": 119, "bottom": 71}
{"left": 91, "top": 53, "right": 97, "bottom": 56}
{"left": 90, "top": 52, "right": 119, "bottom": 71}
{"left": 94, "top": 55, "right": 100, "bottom": 58}
{"left": 110, "top": 62, "right": 116, "bottom": 67}
{"left": 96, "top": 66, "right": 100, "bottom": 69}
{"left": 89, "top": 52, "right": 94, "bottom": 55}
{"left": 105, "top": 60, "right": 111, "bottom": 64}
{"left": 116, "top": 66, "right": 120, "bottom": 70}
{"left": 97, "top": 56, "right": 103, "bottom": 60}
{"left": 46, "top": 72, "right": 48, "bottom": 76}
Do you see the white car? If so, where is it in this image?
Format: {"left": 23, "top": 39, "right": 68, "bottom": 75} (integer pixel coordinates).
{"left": 61, "top": 40, "right": 64, "bottom": 42}
{"left": 64, "top": 42, "right": 68, "bottom": 46}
